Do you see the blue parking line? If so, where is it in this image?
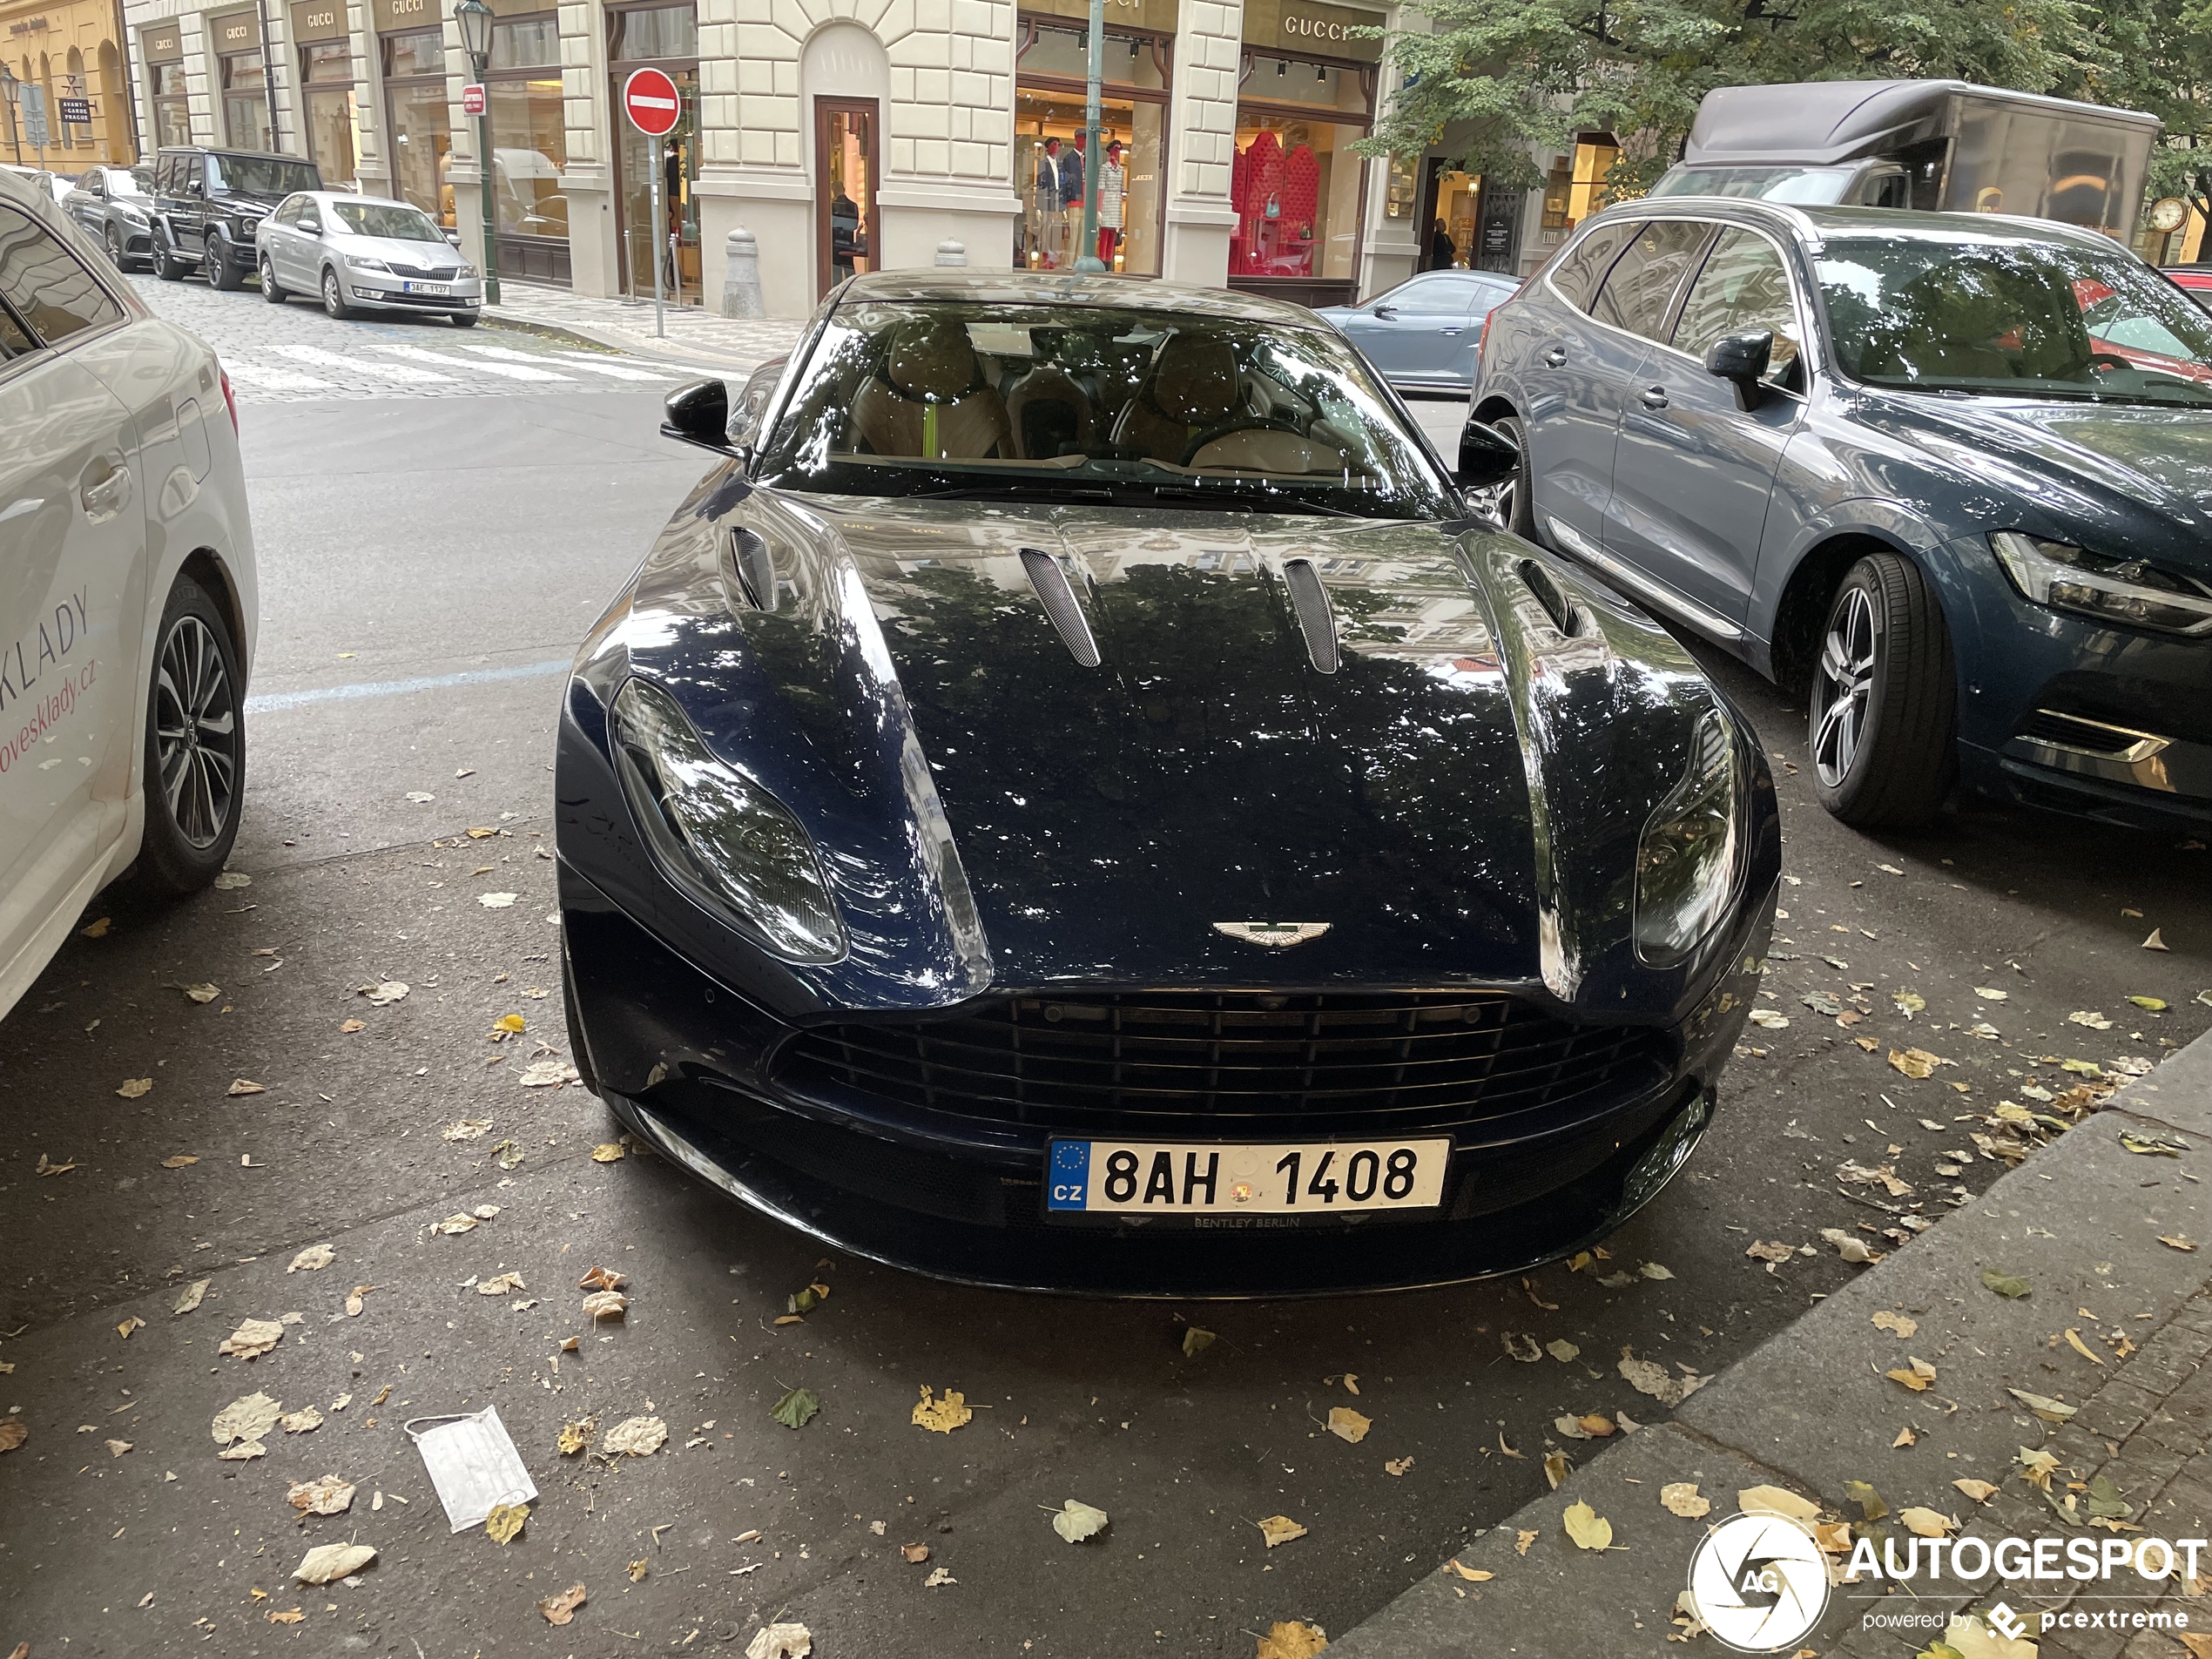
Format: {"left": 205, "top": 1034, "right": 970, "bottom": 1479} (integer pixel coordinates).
{"left": 244, "top": 658, "right": 571, "bottom": 713}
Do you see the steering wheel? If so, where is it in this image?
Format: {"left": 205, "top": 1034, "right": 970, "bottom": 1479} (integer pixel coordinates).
{"left": 2087, "top": 352, "right": 2134, "bottom": 376}
{"left": 1179, "top": 415, "right": 1309, "bottom": 468}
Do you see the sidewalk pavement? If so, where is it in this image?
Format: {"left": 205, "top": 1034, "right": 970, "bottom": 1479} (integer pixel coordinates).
{"left": 481, "top": 278, "right": 807, "bottom": 374}
{"left": 1334, "top": 1027, "right": 2212, "bottom": 1658}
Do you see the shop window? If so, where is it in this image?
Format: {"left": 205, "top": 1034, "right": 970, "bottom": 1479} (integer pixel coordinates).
{"left": 382, "top": 26, "right": 451, "bottom": 224}
{"left": 220, "top": 51, "right": 271, "bottom": 150}
{"left": 152, "top": 60, "right": 192, "bottom": 149}
{"left": 489, "top": 13, "right": 569, "bottom": 270}
{"left": 1015, "top": 17, "right": 1168, "bottom": 276}
{"left": 1537, "top": 134, "right": 1620, "bottom": 253}
{"left": 1231, "top": 47, "right": 1375, "bottom": 291}
{"left": 300, "top": 39, "right": 356, "bottom": 185}
{"left": 611, "top": 4, "right": 697, "bottom": 61}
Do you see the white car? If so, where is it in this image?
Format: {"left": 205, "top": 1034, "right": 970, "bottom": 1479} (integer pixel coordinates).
{"left": 0, "top": 167, "right": 257, "bottom": 1020}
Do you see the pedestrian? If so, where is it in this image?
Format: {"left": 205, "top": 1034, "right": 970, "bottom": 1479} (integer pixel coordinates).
{"left": 1429, "top": 219, "right": 1458, "bottom": 270}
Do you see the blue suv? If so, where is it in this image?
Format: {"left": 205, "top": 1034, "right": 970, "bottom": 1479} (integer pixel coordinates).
{"left": 1470, "top": 200, "right": 2212, "bottom": 829}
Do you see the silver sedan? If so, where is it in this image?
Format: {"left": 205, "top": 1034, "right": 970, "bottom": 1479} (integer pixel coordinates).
{"left": 253, "top": 190, "right": 483, "bottom": 325}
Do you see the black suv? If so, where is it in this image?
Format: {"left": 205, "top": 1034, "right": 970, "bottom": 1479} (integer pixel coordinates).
{"left": 150, "top": 146, "right": 322, "bottom": 290}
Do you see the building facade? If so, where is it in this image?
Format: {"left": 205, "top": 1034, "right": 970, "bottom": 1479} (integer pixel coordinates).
{"left": 121, "top": 0, "right": 1465, "bottom": 314}
{"left": 7, "top": 0, "right": 139, "bottom": 167}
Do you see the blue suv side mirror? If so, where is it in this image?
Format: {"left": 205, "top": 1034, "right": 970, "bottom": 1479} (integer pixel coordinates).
{"left": 1705, "top": 330, "right": 1774, "bottom": 410}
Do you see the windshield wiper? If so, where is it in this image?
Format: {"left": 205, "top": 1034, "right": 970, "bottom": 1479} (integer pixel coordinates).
{"left": 1143, "top": 485, "right": 1364, "bottom": 518}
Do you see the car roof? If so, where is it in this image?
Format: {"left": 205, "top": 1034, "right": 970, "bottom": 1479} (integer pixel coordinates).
{"left": 1683, "top": 79, "right": 2159, "bottom": 167}
{"left": 833, "top": 270, "right": 1332, "bottom": 327}
{"left": 298, "top": 190, "right": 417, "bottom": 207}
{"left": 158, "top": 145, "right": 305, "bottom": 162}
{"left": 1590, "top": 196, "right": 2134, "bottom": 257}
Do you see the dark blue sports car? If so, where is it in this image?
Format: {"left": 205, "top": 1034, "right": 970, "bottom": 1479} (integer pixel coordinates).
{"left": 554, "top": 273, "right": 1778, "bottom": 1295}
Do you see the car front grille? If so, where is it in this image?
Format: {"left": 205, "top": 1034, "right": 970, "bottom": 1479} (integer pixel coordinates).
{"left": 772, "top": 990, "right": 1669, "bottom": 1136}
{"left": 384, "top": 260, "right": 462, "bottom": 280}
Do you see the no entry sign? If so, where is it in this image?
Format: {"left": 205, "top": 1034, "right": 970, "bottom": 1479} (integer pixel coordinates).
{"left": 461, "top": 83, "right": 485, "bottom": 116}
{"left": 622, "top": 67, "right": 681, "bottom": 138}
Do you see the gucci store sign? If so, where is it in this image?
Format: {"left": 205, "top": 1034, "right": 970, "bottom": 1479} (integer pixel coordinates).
{"left": 1243, "top": 0, "right": 1384, "bottom": 61}
{"left": 141, "top": 21, "right": 183, "bottom": 60}
{"left": 290, "top": 0, "right": 349, "bottom": 42}
{"left": 209, "top": 9, "right": 261, "bottom": 51}
{"left": 373, "top": 0, "right": 435, "bottom": 32}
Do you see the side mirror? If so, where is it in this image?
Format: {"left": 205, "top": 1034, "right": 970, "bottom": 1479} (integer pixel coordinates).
{"left": 1704, "top": 329, "right": 1773, "bottom": 409}
{"left": 1372, "top": 303, "right": 1399, "bottom": 320}
{"left": 299, "top": 218, "right": 320, "bottom": 235}
{"left": 1456, "top": 418, "right": 1520, "bottom": 493}
{"left": 444, "top": 229, "right": 462, "bottom": 247}
{"left": 725, "top": 354, "right": 787, "bottom": 455}
{"left": 661, "top": 377, "right": 736, "bottom": 456}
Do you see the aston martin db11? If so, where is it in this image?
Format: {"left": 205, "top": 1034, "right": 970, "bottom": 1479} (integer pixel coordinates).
{"left": 555, "top": 271, "right": 1779, "bottom": 1295}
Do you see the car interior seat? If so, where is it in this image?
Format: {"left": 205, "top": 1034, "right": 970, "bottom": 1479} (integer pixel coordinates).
{"left": 1112, "top": 333, "right": 1245, "bottom": 462}
{"left": 851, "top": 320, "right": 1012, "bottom": 460}
{"left": 1002, "top": 362, "right": 1095, "bottom": 460}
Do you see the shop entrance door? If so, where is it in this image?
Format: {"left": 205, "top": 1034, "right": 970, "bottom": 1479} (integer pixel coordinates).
{"left": 815, "top": 99, "right": 878, "bottom": 298}
{"left": 614, "top": 66, "right": 698, "bottom": 302}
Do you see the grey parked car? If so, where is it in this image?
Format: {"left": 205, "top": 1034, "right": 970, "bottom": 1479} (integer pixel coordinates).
{"left": 255, "top": 191, "right": 482, "bottom": 324}
{"left": 1317, "top": 268, "right": 1521, "bottom": 393}
{"left": 1470, "top": 200, "right": 2212, "bottom": 831}
{"left": 64, "top": 165, "right": 158, "bottom": 269}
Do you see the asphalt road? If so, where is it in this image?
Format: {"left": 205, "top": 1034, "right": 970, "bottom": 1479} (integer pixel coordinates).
{"left": 0, "top": 304, "right": 2206, "bottom": 1659}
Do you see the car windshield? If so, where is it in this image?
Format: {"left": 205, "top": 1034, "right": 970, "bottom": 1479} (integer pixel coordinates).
{"left": 206, "top": 154, "right": 321, "bottom": 197}
{"left": 331, "top": 200, "right": 443, "bottom": 241}
{"left": 1817, "top": 233, "right": 2212, "bottom": 407}
{"left": 753, "top": 299, "right": 1457, "bottom": 519}
{"left": 114, "top": 167, "right": 152, "bottom": 199}
{"left": 1653, "top": 165, "right": 1858, "bottom": 204}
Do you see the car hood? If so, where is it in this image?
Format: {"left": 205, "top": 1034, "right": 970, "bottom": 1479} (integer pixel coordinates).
{"left": 1866, "top": 392, "right": 2212, "bottom": 567}
{"left": 215, "top": 192, "right": 283, "bottom": 213}
{"left": 332, "top": 233, "right": 464, "bottom": 266}
{"left": 570, "top": 485, "right": 1764, "bottom": 1020}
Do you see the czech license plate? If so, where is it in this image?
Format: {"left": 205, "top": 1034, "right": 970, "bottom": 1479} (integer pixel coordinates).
{"left": 404, "top": 280, "right": 452, "bottom": 295}
{"left": 1046, "top": 1137, "right": 1449, "bottom": 1221}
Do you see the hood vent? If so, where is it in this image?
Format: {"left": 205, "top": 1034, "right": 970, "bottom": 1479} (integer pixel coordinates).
{"left": 1516, "top": 557, "right": 1581, "bottom": 637}
{"left": 727, "top": 528, "right": 778, "bottom": 611}
{"left": 1281, "top": 558, "right": 1340, "bottom": 674}
{"left": 1020, "top": 548, "right": 1102, "bottom": 667}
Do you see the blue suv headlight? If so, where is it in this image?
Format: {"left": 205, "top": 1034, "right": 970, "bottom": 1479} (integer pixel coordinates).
{"left": 1991, "top": 532, "right": 2212, "bottom": 637}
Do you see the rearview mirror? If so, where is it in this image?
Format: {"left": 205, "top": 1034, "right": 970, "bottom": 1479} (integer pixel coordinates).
{"left": 662, "top": 378, "right": 736, "bottom": 456}
{"left": 1704, "top": 330, "right": 1773, "bottom": 410}
{"left": 1456, "top": 419, "right": 1519, "bottom": 493}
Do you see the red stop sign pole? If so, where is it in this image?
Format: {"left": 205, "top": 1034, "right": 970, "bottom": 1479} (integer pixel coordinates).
{"left": 624, "top": 68, "right": 682, "bottom": 337}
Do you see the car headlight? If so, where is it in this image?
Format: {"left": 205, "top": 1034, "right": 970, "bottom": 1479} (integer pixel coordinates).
{"left": 1634, "top": 710, "right": 1743, "bottom": 969}
{"left": 343, "top": 254, "right": 390, "bottom": 273}
{"left": 115, "top": 205, "right": 147, "bottom": 224}
{"left": 456, "top": 262, "right": 480, "bottom": 279}
{"left": 230, "top": 214, "right": 259, "bottom": 240}
{"left": 1991, "top": 531, "right": 2212, "bottom": 637}
{"left": 608, "top": 677, "right": 846, "bottom": 963}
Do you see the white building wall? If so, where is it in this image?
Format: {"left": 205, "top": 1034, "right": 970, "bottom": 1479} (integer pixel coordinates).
{"left": 1159, "top": 0, "right": 1237, "bottom": 282}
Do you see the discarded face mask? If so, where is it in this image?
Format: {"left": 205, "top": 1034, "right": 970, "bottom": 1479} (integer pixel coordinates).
{"left": 405, "top": 1406, "right": 538, "bottom": 1534}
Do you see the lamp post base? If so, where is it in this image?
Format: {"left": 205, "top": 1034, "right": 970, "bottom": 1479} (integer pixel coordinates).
{"left": 1073, "top": 255, "right": 1107, "bottom": 273}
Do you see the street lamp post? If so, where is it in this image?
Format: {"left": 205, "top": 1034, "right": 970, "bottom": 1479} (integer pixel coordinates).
{"left": 0, "top": 68, "right": 20, "bottom": 165}
{"left": 1071, "top": 0, "right": 1105, "bottom": 273}
{"left": 453, "top": 0, "right": 501, "bottom": 305}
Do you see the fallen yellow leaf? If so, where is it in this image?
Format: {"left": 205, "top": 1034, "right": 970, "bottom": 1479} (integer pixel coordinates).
{"left": 1561, "top": 1500, "right": 1613, "bottom": 1550}
{"left": 1446, "top": 1559, "right": 1493, "bottom": 1581}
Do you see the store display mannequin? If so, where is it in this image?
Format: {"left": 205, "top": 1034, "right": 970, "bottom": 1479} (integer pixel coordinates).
{"left": 1034, "top": 138, "right": 1068, "bottom": 268}
{"left": 1097, "top": 139, "right": 1125, "bottom": 266}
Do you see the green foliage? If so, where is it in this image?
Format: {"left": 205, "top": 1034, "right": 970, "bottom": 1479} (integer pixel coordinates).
{"left": 1362, "top": 0, "right": 2208, "bottom": 209}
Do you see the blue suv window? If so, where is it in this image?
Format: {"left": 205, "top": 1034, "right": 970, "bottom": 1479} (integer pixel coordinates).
{"left": 1672, "top": 228, "right": 1804, "bottom": 384}
{"left": 1590, "top": 220, "right": 1713, "bottom": 341}
{"left": 1546, "top": 221, "right": 1635, "bottom": 313}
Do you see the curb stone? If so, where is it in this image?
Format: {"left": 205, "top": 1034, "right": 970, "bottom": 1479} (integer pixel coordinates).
{"left": 1330, "top": 1028, "right": 2212, "bottom": 1658}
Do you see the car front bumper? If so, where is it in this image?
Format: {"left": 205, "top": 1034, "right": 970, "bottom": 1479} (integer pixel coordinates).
{"left": 1942, "top": 535, "right": 2212, "bottom": 828}
{"left": 337, "top": 266, "right": 485, "bottom": 311}
{"left": 560, "top": 864, "right": 1772, "bottom": 1298}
